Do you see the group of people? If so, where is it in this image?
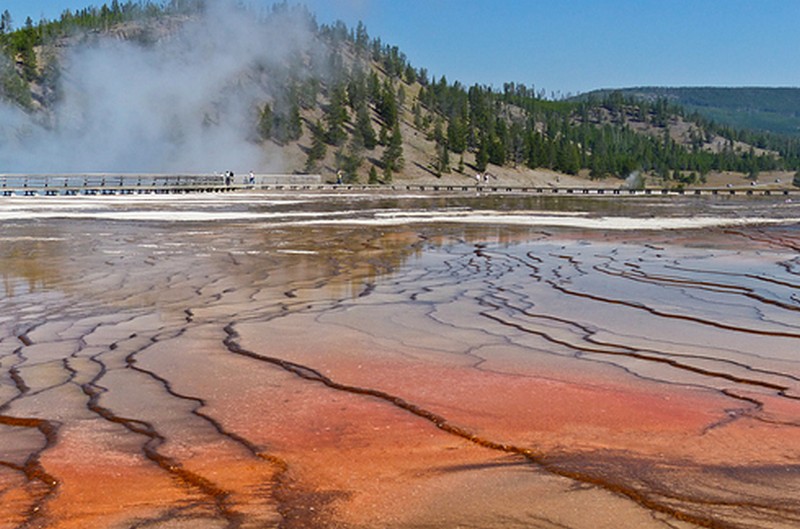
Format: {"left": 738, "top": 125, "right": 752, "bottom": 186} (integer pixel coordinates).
{"left": 221, "top": 171, "right": 256, "bottom": 187}
{"left": 474, "top": 172, "right": 493, "bottom": 184}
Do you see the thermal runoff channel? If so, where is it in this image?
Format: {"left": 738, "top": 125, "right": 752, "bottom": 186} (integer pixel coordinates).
{"left": 1, "top": 192, "right": 799, "bottom": 529}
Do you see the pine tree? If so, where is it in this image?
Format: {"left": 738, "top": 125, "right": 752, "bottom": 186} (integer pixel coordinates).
{"left": 488, "top": 119, "right": 507, "bottom": 166}
{"left": 475, "top": 135, "right": 489, "bottom": 173}
{"left": 354, "top": 21, "right": 369, "bottom": 56}
{"left": 589, "top": 153, "right": 607, "bottom": 180}
{"left": 433, "top": 142, "right": 450, "bottom": 176}
{"left": 381, "top": 123, "right": 403, "bottom": 181}
{"left": 20, "top": 42, "right": 38, "bottom": 82}
{"left": 403, "top": 64, "right": 417, "bottom": 84}
{"left": 354, "top": 102, "right": 377, "bottom": 150}
{"left": 257, "top": 103, "right": 273, "bottom": 140}
{"left": 367, "top": 70, "right": 381, "bottom": 104}
{"left": 377, "top": 78, "right": 398, "bottom": 128}
{"left": 488, "top": 134, "right": 506, "bottom": 166}
{"left": 447, "top": 115, "right": 467, "bottom": 154}
{"left": 556, "top": 139, "right": 580, "bottom": 175}
{"left": 431, "top": 117, "right": 450, "bottom": 176}
{"left": 304, "top": 120, "right": 327, "bottom": 173}
{"left": 325, "top": 83, "right": 349, "bottom": 146}
{"left": 336, "top": 135, "right": 364, "bottom": 183}
{"left": 285, "top": 96, "right": 302, "bottom": 141}
{"left": 346, "top": 66, "right": 367, "bottom": 110}
{"left": 413, "top": 102, "right": 424, "bottom": 130}
{"left": 0, "top": 10, "right": 11, "bottom": 34}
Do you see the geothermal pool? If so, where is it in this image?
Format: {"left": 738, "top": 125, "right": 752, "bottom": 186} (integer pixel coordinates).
{"left": 1, "top": 192, "right": 799, "bottom": 529}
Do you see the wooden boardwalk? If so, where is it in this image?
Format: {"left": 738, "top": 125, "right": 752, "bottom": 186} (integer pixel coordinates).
{"left": 0, "top": 174, "right": 320, "bottom": 196}
{"left": 261, "top": 182, "right": 798, "bottom": 197}
{"left": 1, "top": 174, "right": 796, "bottom": 197}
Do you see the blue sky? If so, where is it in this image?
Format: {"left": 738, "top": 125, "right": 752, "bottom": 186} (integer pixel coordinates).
{"left": 4, "top": 0, "right": 800, "bottom": 95}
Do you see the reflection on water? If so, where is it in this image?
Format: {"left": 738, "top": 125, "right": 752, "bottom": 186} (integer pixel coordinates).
{"left": 1, "top": 192, "right": 799, "bottom": 529}
{"left": 0, "top": 229, "right": 68, "bottom": 298}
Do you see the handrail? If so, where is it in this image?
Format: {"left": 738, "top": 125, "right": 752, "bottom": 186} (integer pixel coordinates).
{"left": 0, "top": 173, "right": 320, "bottom": 196}
{"left": 0, "top": 174, "right": 795, "bottom": 197}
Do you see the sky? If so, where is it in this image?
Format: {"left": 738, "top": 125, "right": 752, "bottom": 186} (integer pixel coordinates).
{"left": 4, "top": 0, "right": 800, "bottom": 96}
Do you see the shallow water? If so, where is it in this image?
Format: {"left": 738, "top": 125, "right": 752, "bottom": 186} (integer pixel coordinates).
{"left": 1, "top": 192, "right": 799, "bottom": 529}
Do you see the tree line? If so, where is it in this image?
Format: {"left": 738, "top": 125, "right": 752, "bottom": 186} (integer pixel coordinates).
{"left": 418, "top": 80, "right": 800, "bottom": 183}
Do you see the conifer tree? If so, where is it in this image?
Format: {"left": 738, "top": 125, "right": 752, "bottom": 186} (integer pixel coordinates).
{"left": 413, "top": 102, "right": 424, "bottom": 130}
{"left": 403, "top": 64, "right": 417, "bottom": 84}
{"left": 431, "top": 117, "right": 450, "bottom": 176}
{"left": 286, "top": 100, "right": 303, "bottom": 141}
{"left": 304, "top": 120, "right": 327, "bottom": 173}
{"left": 325, "top": 83, "right": 349, "bottom": 146}
{"left": 367, "top": 70, "right": 381, "bottom": 104}
{"left": 381, "top": 122, "right": 403, "bottom": 181}
{"left": 257, "top": 103, "right": 273, "bottom": 140}
{"left": 336, "top": 134, "right": 364, "bottom": 183}
{"left": 489, "top": 119, "right": 508, "bottom": 165}
{"left": 346, "top": 66, "right": 367, "bottom": 110}
{"left": 377, "top": 78, "right": 398, "bottom": 128}
{"left": 556, "top": 138, "right": 580, "bottom": 175}
{"left": 488, "top": 134, "right": 506, "bottom": 166}
{"left": 354, "top": 21, "right": 369, "bottom": 56}
{"left": 434, "top": 142, "right": 450, "bottom": 177}
{"left": 447, "top": 116, "right": 467, "bottom": 154}
{"left": 354, "top": 102, "right": 377, "bottom": 150}
{"left": 475, "top": 135, "right": 489, "bottom": 173}
{"left": 0, "top": 10, "right": 11, "bottom": 34}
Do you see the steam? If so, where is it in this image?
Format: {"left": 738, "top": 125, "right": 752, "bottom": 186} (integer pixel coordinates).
{"left": 622, "top": 170, "right": 645, "bottom": 190}
{"left": 0, "top": 2, "right": 316, "bottom": 173}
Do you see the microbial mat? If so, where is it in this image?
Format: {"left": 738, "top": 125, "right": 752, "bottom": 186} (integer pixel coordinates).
{"left": 1, "top": 192, "right": 799, "bottom": 528}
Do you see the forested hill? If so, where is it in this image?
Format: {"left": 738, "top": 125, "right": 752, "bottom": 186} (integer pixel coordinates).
{"left": 581, "top": 87, "right": 800, "bottom": 138}
{"left": 1, "top": 1, "right": 800, "bottom": 186}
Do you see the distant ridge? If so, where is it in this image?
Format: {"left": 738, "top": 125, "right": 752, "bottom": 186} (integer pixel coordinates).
{"left": 579, "top": 87, "right": 800, "bottom": 137}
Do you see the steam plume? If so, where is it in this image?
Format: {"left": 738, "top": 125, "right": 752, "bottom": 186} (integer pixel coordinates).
{"left": 0, "top": 1, "right": 315, "bottom": 173}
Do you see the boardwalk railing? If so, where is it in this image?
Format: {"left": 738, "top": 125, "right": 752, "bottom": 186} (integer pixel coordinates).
{"left": 0, "top": 174, "right": 796, "bottom": 197}
{"left": 0, "top": 173, "right": 321, "bottom": 196}
{"left": 258, "top": 182, "right": 798, "bottom": 197}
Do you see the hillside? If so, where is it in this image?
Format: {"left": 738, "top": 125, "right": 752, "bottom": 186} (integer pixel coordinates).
{"left": 581, "top": 87, "right": 800, "bottom": 138}
{"left": 2, "top": 1, "right": 800, "bottom": 188}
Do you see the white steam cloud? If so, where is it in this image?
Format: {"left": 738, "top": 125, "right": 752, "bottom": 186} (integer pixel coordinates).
{"left": 0, "top": 2, "right": 315, "bottom": 173}
{"left": 622, "top": 170, "right": 644, "bottom": 190}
